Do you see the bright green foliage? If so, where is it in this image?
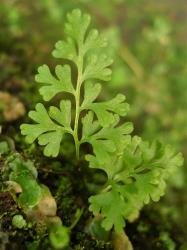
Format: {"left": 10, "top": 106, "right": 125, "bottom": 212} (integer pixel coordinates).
{"left": 20, "top": 9, "right": 123, "bottom": 158}
{"left": 20, "top": 9, "right": 183, "bottom": 234}
{"left": 83, "top": 115, "right": 133, "bottom": 177}
{"left": 82, "top": 93, "right": 129, "bottom": 127}
{"left": 49, "top": 225, "right": 70, "bottom": 249}
{"left": 12, "top": 214, "right": 27, "bottom": 229}
{"left": 35, "top": 64, "right": 74, "bottom": 101}
{"left": 89, "top": 136, "right": 183, "bottom": 233}
{"left": 9, "top": 156, "right": 42, "bottom": 208}
{"left": 21, "top": 103, "right": 69, "bottom": 157}
{"left": 8, "top": 155, "right": 59, "bottom": 225}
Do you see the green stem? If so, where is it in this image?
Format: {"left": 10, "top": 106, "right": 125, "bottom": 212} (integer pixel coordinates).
{"left": 69, "top": 208, "right": 84, "bottom": 230}
{"left": 73, "top": 49, "right": 83, "bottom": 160}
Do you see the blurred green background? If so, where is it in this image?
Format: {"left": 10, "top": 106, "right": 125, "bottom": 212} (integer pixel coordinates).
{"left": 0, "top": 0, "right": 187, "bottom": 248}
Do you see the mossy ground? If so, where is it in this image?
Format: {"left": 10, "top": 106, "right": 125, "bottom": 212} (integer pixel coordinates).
{"left": 1, "top": 145, "right": 187, "bottom": 249}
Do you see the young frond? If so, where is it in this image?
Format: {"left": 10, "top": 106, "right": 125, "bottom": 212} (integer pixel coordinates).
{"left": 20, "top": 9, "right": 183, "bottom": 235}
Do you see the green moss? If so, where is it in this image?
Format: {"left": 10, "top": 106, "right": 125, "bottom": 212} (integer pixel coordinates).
{"left": 12, "top": 214, "right": 27, "bottom": 229}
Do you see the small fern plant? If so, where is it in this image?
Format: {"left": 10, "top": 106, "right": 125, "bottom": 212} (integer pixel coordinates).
{"left": 21, "top": 9, "right": 183, "bottom": 234}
